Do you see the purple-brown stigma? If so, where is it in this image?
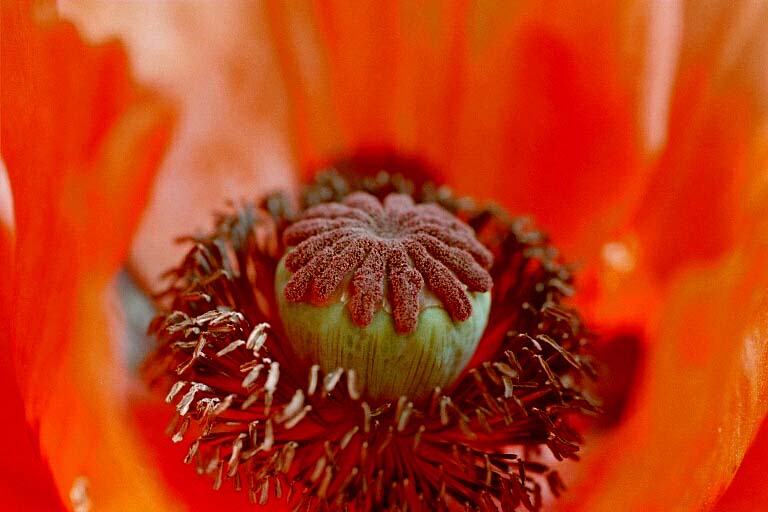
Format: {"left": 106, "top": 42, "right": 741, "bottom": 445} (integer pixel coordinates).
{"left": 282, "top": 192, "right": 493, "bottom": 333}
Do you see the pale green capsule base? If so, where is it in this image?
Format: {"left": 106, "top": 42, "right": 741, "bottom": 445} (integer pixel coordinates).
{"left": 275, "top": 259, "right": 491, "bottom": 400}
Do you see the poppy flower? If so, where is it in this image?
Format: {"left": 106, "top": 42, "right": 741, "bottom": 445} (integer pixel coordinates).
{"left": 2, "top": 1, "right": 767, "bottom": 511}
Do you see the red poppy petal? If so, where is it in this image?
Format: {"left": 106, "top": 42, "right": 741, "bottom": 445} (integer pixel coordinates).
{"left": 125, "top": 2, "right": 299, "bottom": 285}
{"left": 56, "top": 2, "right": 300, "bottom": 286}
{"left": 560, "top": 10, "right": 768, "bottom": 507}
{"left": 266, "top": 1, "right": 645, "bottom": 258}
{"left": 713, "top": 416, "right": 768, "bottom": 511}
{"left": 0, "top": 189, "right": 63, "bottom": 508}
{"left": 446, "top": 2, "right": 642, "bottom": 258}
{"left": 565, "top": 240, "right": 768, "bottom": 511}
{"left": 0, "top": 360, "right": 64, "bottom": 509}
{"left": 2, "top": 2, "right": 176, "bottom": 508}
{"left": 632, "top": 77, "right": 766, "bottom": 282}
{"left": 65, "top": 2, "right": 652, "bottom": 276}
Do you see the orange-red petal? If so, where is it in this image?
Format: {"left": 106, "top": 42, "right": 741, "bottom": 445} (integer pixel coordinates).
{"left": 568, "top": 4, "right": 768, "bottom": 504}
{"left": 0, "top": 195, "right": 62, "bottom": 509}
{"left": 2, "top": 1, "right": 176, "bottom": 509}
{"left": 259, "top": 1, "right": 648, "bottom": 260}
{"left": 566, "top": 240, "right": 768, "bottom": 511}
{"left": 713, "top": 416, "right": 768, "bottom": 511}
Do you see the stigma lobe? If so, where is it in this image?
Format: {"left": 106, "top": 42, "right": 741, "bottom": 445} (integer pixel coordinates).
{"left": 282, "top": 192, "right": 493, "bottom": 333}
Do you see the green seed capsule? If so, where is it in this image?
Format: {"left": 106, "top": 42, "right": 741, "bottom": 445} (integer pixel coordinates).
{"left": 276, "top": 258, "right": 491, "bottom": 399}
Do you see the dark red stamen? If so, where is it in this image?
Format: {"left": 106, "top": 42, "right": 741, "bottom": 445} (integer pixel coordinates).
{"left": 283, "top": 192, "right": 493, "bottom": 333}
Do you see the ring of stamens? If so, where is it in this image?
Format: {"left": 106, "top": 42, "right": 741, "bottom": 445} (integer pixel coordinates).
{"left": 145, "top": 169, "right": 598, "bottom": 512}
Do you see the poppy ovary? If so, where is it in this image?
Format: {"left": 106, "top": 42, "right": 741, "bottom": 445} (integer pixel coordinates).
{"left": 275, "top": 191, "right": 493, "bottom": 400}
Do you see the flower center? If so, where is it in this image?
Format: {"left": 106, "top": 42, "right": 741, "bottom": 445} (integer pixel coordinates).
{"left": 276, "top": 191, "right": 493, "bottom": 399}
{"left": 144, "top": 165, "right": 598, "bottom": 512}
